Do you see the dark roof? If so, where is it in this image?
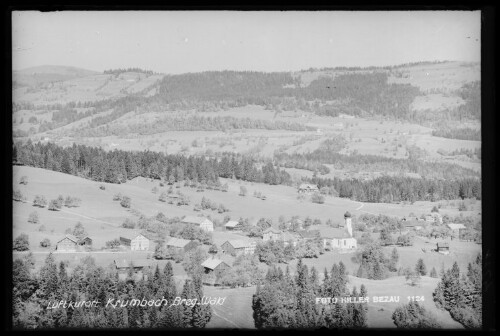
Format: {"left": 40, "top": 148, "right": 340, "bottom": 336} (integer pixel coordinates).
{"left": 297, "top": 230, "right": 320, "bottom": 239}
{"left": 114, "top": 259, "right": 151, "bottom": 269}
{"left": 263, "top": 228, "right": 282, "bottom": 234}
{"left": 119, "top": 231, "right": 145, "bottom": 241}
{"left": 57, "top": 234, "right": 79, "bottom": 244}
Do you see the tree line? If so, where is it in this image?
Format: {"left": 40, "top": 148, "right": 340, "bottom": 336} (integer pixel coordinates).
{"left": 252, "top": 259, "right": 368, "bottom": 329}
{"left": 13, "top": 254, "right": 212, "bottom": 329}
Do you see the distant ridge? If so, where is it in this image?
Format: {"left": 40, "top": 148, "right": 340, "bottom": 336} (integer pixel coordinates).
{"left": 13, "top": 65, "right": 99, "bottom": 87}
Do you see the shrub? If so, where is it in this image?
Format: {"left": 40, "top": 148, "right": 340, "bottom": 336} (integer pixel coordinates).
{"left": 13, "top": 189, "right": 25, "bottom": 202}
{"left": 40, "top": 238, "right": 51, "bottom": 248}
{"left": 56, "top": 195, "right": 64, "bottom": 208}
{"left": 48, "top": 199, "right": 61, "bottom": 211}
{"left": 458, "top": 202, "right": 468, "bottom": 211}
{"left": 120, "top": 196, "right": 131, "bottom": 208}
{"left": 105, "top": 239, "right": 121, "bottom": 249}
{"left": 99, "top": 184, "right": 106, "bottom": 190}
{"left": 19, "top": 176, "right": 28, "bottom": 185}
{"left": 151, "top": 186, "right": 158, "bottom": 194}
{"left": 397, "top": 233, "right": 414, "bottom": 246}
{"left": 431, "top": 206, "right": 439, "bottom": 213}
{"left": 113, "top": 193, "right": 123, "bottom": 201}
{"left": 415, "top": 258, "right": 427, "bottom": 276}
{"left": 430, "top": 267, "right": 438, "bottom": 278}
{"left": 38, "top": 225, "right": 46, "bottom": 232}
{"left": 73, "top": 222, "right": 87, "bottom": 238}
{"left": 403, "top": 267, "right": 421, "bottom": 286}
{"left": 13, "top": 234, "right": 30, "bottom": 251}
{"left": 239, "top": 186, "right": 247, "bottom": 196}
{"left": 122, "top": 218, "right": 136, "bottom": 229}
{"left": 64, "top": 196, "right": 81, "bottom": 207}
{"left": 27, "top": 211, "right": 39, "bottom": 224}
{"left": 33, "top": 195, "right": 47, "bottom": 208}
{"left": 159, "top": 192, "right": 167, "bottom": 202}
{"left": 222, "top": 183, "right": 229, "bottom": 192}
{"left": 311, "top": 192, "right": 325, "bottom": 204}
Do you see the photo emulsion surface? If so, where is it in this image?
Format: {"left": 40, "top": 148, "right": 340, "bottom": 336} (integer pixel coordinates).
{"left": 11, "top": 10, "right": 483, "bottom": 329}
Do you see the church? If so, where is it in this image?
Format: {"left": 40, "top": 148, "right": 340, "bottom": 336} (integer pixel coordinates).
{"left": 322, "top": 211, "right": 357, "bottom": 250}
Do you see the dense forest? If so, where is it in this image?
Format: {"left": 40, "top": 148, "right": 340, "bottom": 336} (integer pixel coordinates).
{"left": 73, "top": 115, "right": 312, "bottom": 137}
{"left": 252, "top": 260, "right": 368, "bottom": 328}
{"left": 13, "top": 141, "right": 480, "bottom": 203}
{"left": 432, "top": 127, "right": 481, "bottom": 141}
{"left": 274, "top": 143, "right": 480, "bottom": 180}
{"left": 306, "top": 175, "right": 481, "bottom": 203}
{"left": 433, "top": 255, "right": 482, "bottom": 328}
{"left": 13, "top": 254, "right": 212, "bottom": 329}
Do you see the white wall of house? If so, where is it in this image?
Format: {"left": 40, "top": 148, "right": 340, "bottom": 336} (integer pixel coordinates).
{"left": 130, "top": 235, "right": 150, "bottom": 251}
{"left": 200, "top": 220, "right": 214, "bottom": 232}
{"left": 326, "top": 237, "right": 357, "bottom": 249}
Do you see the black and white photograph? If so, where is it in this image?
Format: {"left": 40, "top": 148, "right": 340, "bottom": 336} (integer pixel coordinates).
{"left": 10, "top": 9, "right": 490, "bottom": 330}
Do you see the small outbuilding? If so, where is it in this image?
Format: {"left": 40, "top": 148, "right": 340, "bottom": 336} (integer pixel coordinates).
{"left": 436, "top": 242, "right": 450, "bottom": 255}
{"left": 224, "top": 220, "right": 241, "bottom": 231}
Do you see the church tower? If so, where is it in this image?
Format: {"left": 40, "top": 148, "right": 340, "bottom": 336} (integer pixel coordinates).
{"left": 344, "top": 211, "right": 352, "bottom": 237}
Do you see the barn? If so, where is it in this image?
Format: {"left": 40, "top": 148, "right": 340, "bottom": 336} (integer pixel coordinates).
{"left": 297, "top": 183, "right": 319, "bottom": 193}
{"left": 436, "top": 242, "right": 450, "bottom": 255}
{"left": 201, "top": 258, "right": 231, "bottom": 286}
{"left": 224, "top": 220, "right": 241, "bottom": 231}
{"left": 221, "top": 239, "right": 256, "bottom": 256}
{"left": 119, "top": 232, "right": 150, "bottom": 251}
{"left": 56, "top": 234, "right": 79, "bottom": 252}
{"left": 114, "top": 259, "right": 151, "bottom": 281}
{"left": 447, "top": 223, "right": 466, "bottom": 238}
{"left": 78, "top": 236, "right": 92, "bottom": 246}
{"left": 165, "top": 237, "right": 199, "bottom": 252}
{"left": 181, "top": 216, "right": 214, "bottom": 232}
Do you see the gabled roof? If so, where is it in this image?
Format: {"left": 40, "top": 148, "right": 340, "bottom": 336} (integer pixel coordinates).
{"left": 298, "top": 183, "right": 318, "bottom": 190}
{"left": 321, "top": 228, "right": 351, "bottom": 239}
{"left": 120, "top": 231, "right": 146, "bottom": 241}
{"left": 201, "top": 258, "right": 229, "bottom": 270}
{"left": 263, "top": 227, "right": 282, "bottom": 234}
{"left": 224, "top": 239, "right": 252, "bottom": 249}
{"left": 437, "top": 242, "right": 450, "bottom": 248}
{"left": 282, "top": 231, "right": 299, "bottom": 241}
{"left": 58, "top": 234, "right": 79, "bottom": 244}
{"left": 114, "top": 259, "right": 151, "bottom": 269}
{"left": 182, "top": 216, "right": 212, "bottom": 225}
{"left": 447, "top": 223, "right": 466, "bottom": 230}
{"left": 297, "top": 230, "right": 320, "bottom": 239}
{"left": 166, "top": 237, "right": 191, "bottom": 248}
{"left": 224, "top": 221, "right": 240, "bottom": 228}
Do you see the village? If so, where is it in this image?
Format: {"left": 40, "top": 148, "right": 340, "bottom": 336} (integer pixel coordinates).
{"left": 47, "top": 182, "right": 478, "bottom": 286}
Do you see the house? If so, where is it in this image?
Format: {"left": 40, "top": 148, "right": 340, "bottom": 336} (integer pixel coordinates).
{"left": 165, "top": 237, "right": 199, "bottom": 253}
{"left": 201, "top": 258, "right": 231, "bottom": 286}
{"left": 114, "top": 259, "right": 151, "bottom": 281}
{"left": 221, "top": 239, "right": 256, "bottom": 256}
{"left": 424, "top": 214, "right": 435, "bottom": 223}
{"left": 56, "top": 234, "right": 79, "bottom": 252}
{"left": 181, "top": 216, "right": 214, "bottom": 232}
{"left": 297, "top": 184, "right": 319, "bottom": 194}
{"left": 436, "top": 242, "right": 450, "bottom": 255}
{"left": 447, "top": 223, "right": 466, "bottom": 238}
{"left": 263, "top": 228, "right": 282, "bottom": 242}
{"left": 431, "top": 213, "right": 443, "bottom": 224}
{"left": 321, "top": 212, "right": 357, "bottom": 250}
{"left": 78, "top": 236, "right": 92, "bottom": 247}
{"left": 281, "top": 231, "right": 299, "bottom": 247}
{"left": 402, "top": 219, "right": 424, "bottom": 231}
{"left": 224, "top": 220, "right": 241, "bottom": 231}
{"left": 119, "top": 232, "right": 150, "bottom": 251}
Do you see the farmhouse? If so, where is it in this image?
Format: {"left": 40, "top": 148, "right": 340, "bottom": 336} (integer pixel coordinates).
{"left": 263, "top": 227, "right": 282, "bottom": 242}
{"left": 201, "top": 258, "right": 231, "bottom": 286}
{"left": 297, "top": 183, "right": 319, "bottom": 194}
{"left": 281, "top": 232, "right": 299, "bottom": 247}
{"left": 431, "top": 213, "right": 443, "bottom": 224}
{"left": 114, "top": 259, "right": 151, "bottom": 281}
{"left": 221, "top": 239, "right": 256, "bottom": 256}
{"left": 436, "top": 242, "right": 450, "bottom": 255}
{"left": 165, "top": 237, "right": 199, "bottom": 253}
{"left": 224, "top": 220, "right": 241, "bottom": 231}
{"left": 119, "top": 232, "right": 150, "bottom": 251}
{"left": 181, "top": 216, "right": 214, "bottom": 232}
{"left": 402, "top": 219, "right": 424, "bottom": 231}
{"left": 447, "top": 223, "right": 466, "bottom": 238}
{"left": 56, "top": 234, "right": 79, "bottom": 252}
{"left": 321, "top": 212, "right": 357, "bottom": 250}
